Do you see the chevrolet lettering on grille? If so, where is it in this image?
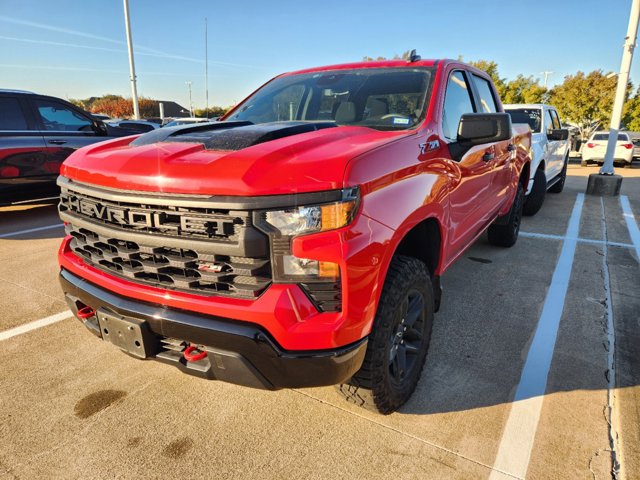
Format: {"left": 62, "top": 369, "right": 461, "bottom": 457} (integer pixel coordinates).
{"left": 60, "top": 191, "right": 236, "bottom": 237}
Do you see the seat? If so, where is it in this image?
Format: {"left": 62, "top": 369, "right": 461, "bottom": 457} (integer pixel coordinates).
{"left": 365, "top": 98, "right": 388, "bottom": 118}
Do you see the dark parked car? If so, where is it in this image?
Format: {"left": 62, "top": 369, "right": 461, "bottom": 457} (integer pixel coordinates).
{"left": 0, "top": 89, "right": 136, "bottom": 203}
{"left": 108, "top": 120, "right": 159, "bottom": 133}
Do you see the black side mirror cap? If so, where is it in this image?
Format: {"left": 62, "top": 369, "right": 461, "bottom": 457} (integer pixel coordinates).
{"left": 457, "top": 113, "right": 512, "bottom": 145}
{"left": 547, "top": 129, "right": 569, "bottom": 141}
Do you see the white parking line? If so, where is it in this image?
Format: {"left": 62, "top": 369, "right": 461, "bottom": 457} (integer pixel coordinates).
{"left": 489, "top": 193, "right": 584, "bottom": 480}
{"left": 620, "top": 195, "right": 640, "bottom": 260}
{"left": 520, "top": 231, "right": 633, "bottom": 248}
{"left": 0, "top": 310, "right": 72, "bottom": 342}
{"left": 0, "top": 223, "right": 63, "bottom": 238}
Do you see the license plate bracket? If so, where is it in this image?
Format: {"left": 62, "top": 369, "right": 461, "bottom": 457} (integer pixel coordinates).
{"left": 97, "top": 309, "right": 158, "bottom": 359}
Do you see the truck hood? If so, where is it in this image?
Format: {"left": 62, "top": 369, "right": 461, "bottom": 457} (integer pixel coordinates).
{"left": 61, "top": 121, "right": 412, "bottom": 196}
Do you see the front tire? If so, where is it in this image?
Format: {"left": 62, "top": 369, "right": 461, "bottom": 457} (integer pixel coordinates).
{"left": 336, "top": 256, "right": 434, "bottom": 414}
{"left": 488, "top": 183, "right": 524, "bottom": 248}
{"left": 523, "top": 167, "right": 546, "bottom": 216}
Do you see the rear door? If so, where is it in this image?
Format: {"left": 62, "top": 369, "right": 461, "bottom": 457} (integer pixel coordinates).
{"left": 29, "top": 97, "right": 102, "bottom": 173}
{"left": 547, "top": 108, "right": 564, "bottom": 176}
{"left": 543, "top": 108, "right": 562, "bottom": 177}
{"left": 439, "top": 70, "right": 497, "bottom": 262}
{"left": 0, "top": 95, "right": 50, "bottom": 187}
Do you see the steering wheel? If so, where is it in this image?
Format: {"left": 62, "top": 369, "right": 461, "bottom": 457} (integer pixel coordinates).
{"left": 380, "top": 113, "right": 407, "bottom": 119}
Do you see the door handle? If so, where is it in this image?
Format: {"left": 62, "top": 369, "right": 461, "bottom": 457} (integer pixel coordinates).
{"left": 48, "top": 140, "right": 67, "bottom": 145}
{"left": 507, "top": 144, "right": 516, "bottom": 152}
{"left": 482, "top": 152, "right": 495, "bottom": 162}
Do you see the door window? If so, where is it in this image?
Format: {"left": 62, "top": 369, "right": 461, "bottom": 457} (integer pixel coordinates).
{"left": 544, "top": 109, "right": 556, "bottom": 133}
{"left": 442, "top": 71, "right": 475, "bottom": 140}
{"left": 549, "top": 110, "right": 562, "bottom": 130}
{"left": 471, "top": 75, "right": 498, "bottom": 113}
{"left": 33, "top": 100, "right": 93, "bottom": 132}
{"left": 0, "top": 97, "right": 29, "bottom": 130}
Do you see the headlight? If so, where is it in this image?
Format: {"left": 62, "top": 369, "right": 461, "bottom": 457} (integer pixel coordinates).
{"left": 265, "top": 198, "right": 358, "bottom": 237}
{"left": 257, "top": 188, "right": 359, "bottom": 283}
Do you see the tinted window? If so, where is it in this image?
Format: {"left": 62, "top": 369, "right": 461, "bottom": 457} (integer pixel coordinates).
{"left": 34, "top": 100, "right": 93, "bottom": 132}
{"left": 442, "top": 71, "right": 474, "bottom": 140}
{"left": 506, "top": 108, "right": 541, "bottom": 133}
{"left": 592, "top": 133, "right": 629, "bottom": 141}
{"left": 544, "top": 109, "right": 555, "bottom": 132}
{"left": 0, "top": 97, "right": 28, "bottom": 130}
{"left": 472, "top": 75, "right": 497, "bottom": 113}
{"left": 228, "top": 67, "right": 434, "bottom": 130}
{"left": 550, "top": 110, "right": 562, "bottom": 129}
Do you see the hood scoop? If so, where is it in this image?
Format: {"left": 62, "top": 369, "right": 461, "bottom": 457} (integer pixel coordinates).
{"left": 131, "top": 121, "right": 337, "bottom": 151}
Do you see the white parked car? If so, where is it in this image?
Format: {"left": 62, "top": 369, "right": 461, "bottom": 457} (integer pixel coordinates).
{"left": 162, "top": 117, "right": 213, "bottom": 128}
{"left": 581, "top": 131, "right": 634, "bottom": 167}
{"left": 504, "top": 104, "right": 570, "bottom": 216}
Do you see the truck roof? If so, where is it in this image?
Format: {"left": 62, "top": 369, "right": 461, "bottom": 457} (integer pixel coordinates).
{"left": 284, "top": 59, "right": 442, "bottom": 77}
{"left": 503, "top": 103, "right": 555, "bottom": 110}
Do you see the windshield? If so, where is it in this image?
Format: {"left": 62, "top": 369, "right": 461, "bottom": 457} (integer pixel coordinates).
{"left": 506, "top": 108, "right": 542, "bottom": 133}
{"left": 227, "top": 67, "right": 434, "bottom": 130}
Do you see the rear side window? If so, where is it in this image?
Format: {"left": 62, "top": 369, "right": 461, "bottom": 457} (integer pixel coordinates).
{"left": 0, "top": 97, "right": 29, "bottom": 130}
{"left": 442, "top": 71, "right": 475, "bottom": 140}
{"left": 33, "top": 99, "right": 93, "bottom": 132}
{"left": 472, "top": 75, "right": 497, "bottom": 113}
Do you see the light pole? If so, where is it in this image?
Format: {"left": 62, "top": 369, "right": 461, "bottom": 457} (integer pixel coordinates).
{"left": 123, "top": 0, "right": 140, "bottom": 119}
{"left": 587, "top": 0, "right": 640, "bottom": 195}
{"left": 204, "top": 17, "right": 209, "bottom": 119}
{"left": 540, "top": 71, "right": 553, "bottom": 89}
{"left": 601, "top": 0, "right": 640, "bottom": 176}
{"left": 186, "top": 81, "right": 193, "bottom": 117}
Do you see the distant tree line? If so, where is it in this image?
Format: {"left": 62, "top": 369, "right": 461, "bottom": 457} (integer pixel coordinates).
{"left": 69, "top": 95, "right": 233, "bottom": 119}
{"left": 363, "top": 54, "right": 640, "bottom": 139}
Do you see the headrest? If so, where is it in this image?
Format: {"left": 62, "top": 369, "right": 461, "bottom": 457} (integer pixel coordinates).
{"left": 335, "top": 102, "right": 356, "bottom": 123}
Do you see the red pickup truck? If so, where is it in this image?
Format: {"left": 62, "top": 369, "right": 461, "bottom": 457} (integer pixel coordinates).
{"left": 58, "top": 57, "right": 531, "bottom": 413}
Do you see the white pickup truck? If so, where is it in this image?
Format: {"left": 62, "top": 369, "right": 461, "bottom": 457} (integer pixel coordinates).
{"left": 504, "top": 104, "right": 571, "bottom": 215}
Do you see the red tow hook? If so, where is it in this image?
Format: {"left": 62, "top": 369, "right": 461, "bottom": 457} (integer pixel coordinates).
{"left": 77, "top": 306, "right": 96, "bottom": 320}
{"left": 183, "top": 344, "right": 208, "bottom": 362}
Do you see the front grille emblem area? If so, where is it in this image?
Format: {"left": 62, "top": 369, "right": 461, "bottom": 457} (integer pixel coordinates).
{"left": 58, "top": 185, "right": 272, "bottom": 299}
{"left": 59, "top": 189, "right": 238, "bottom": 239}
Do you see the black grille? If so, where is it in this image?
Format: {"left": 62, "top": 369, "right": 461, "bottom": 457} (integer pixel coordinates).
{"left": 59, "top": 188, "right": 245, "bottom": 241}
{"left": 66, "top": 224, "right": 271, "bottom": 298}
{"left": 300, "top": 282, "right": 342, "bottom": 312}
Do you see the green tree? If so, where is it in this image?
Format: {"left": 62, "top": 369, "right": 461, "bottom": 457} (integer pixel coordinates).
{"left": 502, "top": 75, "right": 547, "bottom": 104}
{"left": 548, "top": 71, "right": 620, "bottom": 139}
{"left": 623, "top": 86, "right": 640, "bottom": 131}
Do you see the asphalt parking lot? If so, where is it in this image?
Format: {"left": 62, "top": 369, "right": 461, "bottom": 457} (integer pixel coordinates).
{"left": 0, "top": 161, "right": 639, "bottom": 480}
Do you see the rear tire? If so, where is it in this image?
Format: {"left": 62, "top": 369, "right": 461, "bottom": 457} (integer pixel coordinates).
{"left": 336, "top": 256, "right": 434, "bottom": 414}
{"left": 548, "top": 155, "right": 568, "bottom": 193}
{"left": 522, "top": 167, "right": 546, "bottom": 216}
{"left": 488, "top": 183, "right": 524, "bottom": 248}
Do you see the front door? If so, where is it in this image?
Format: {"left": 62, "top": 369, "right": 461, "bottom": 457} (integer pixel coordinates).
{"left": 30, "top": 98, "right": 100, "bottom": 175}
{"left": 439, "top": 70, "right": 497, "bottom": 264}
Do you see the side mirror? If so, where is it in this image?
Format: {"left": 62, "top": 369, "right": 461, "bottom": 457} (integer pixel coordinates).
{"left": 92, "top": 120, "right": 108, "bottom": 135}
{"left": 547, "top": 129, "right": 569, "bottom": 141}
{"left": 457, "top": 113, "right": 512, "bottom": 145}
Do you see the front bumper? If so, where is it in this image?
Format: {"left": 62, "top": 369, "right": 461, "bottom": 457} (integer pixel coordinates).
{"left": 60, "top": 268, "right": 367, "bottom": 390}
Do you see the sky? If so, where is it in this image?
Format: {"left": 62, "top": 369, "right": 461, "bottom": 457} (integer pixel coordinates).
{"left": 0, "top": 0, "right": 638, "bottom": 110}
